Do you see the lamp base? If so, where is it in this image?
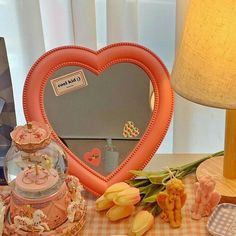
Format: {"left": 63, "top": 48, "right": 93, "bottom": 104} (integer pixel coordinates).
{"left": 196, "top": 156, "right": 236, "bottom": 203}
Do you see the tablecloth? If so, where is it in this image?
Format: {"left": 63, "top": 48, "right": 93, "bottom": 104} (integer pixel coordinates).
{"left": 1, "top": 175, "right": 211, "bottom": 236}
{"left": 80, "top": 175, "right": 211, "bottom": 236}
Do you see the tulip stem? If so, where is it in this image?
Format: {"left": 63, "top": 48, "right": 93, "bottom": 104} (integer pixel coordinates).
{"left": 129, "top": 150, "right": 224, "bottom": 216}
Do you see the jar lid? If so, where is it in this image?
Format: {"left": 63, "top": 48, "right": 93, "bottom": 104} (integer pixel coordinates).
{"left": 10, "top": 121, "right": 51, "bottom": 152}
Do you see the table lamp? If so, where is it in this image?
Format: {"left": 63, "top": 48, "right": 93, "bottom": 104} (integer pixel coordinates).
{"left": 171, "top": 0, "right": 236, "bottom": 202}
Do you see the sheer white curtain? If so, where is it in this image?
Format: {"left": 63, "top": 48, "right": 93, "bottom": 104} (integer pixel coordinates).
{"left": 0, "top": 0, "right": 45, "bottom": 125}
{"left": 0, "top": 0, "right": 224, "bottom": 153}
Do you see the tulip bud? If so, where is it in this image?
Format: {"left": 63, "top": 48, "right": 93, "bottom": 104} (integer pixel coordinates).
{"left": 106, "top": 205, "right": 135, "bottom": 221}
{"left": 104, "top": 182, "right": 130, "bottom": 201}
{"left": 113, "top": 187, "right": 141, "bottom": 206}
{"left": 95, "top": 195, "right": 114, "bottom": 211}
{"left": 129, "top": 211, "right": 154, "bottom": 236}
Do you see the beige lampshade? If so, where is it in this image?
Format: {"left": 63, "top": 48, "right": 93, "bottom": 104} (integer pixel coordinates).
{"left": 171, "top": 0, "right": 236, "bottom": 109}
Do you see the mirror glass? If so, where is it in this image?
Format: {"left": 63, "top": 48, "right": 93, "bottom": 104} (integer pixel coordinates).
{"left": 44, "top": 63, "right": 152, "bottom": 176}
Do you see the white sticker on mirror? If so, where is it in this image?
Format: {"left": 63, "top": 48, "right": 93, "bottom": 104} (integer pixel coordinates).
{"left": 51, "top": 69, "right": 88, "bottom": 96}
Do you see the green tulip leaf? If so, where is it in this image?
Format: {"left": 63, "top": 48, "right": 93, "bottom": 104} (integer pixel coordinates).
{"left": 142, "top": 185, "right": 165, "bottom": 203}
{"left": 128, "top": 178, "right": 150, "bottom": 187}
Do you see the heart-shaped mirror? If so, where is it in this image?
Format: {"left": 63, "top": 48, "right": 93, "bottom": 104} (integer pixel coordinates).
{"left": 23, "top": 43, "right": 173, "bottom": 195}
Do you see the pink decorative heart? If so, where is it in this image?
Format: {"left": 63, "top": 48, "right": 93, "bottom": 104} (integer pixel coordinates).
{"left": 83, "top": 148, "right": 102, "bottom": 167}
{"left": 23, "top": 43, "right": 173, "bottom": 196}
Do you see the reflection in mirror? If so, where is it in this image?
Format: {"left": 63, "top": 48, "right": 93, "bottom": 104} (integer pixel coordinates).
{"left": 44, "top": 63, "right": 152, "bottom": 176}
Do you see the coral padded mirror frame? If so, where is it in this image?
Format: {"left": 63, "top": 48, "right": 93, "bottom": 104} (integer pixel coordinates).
{"left": 23, "top": 43, "right": 173, "bottom": 196}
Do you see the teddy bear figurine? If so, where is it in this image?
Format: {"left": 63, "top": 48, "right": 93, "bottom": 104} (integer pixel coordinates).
{"left": 191, "top": 175, "right": 221, "bottom": 220}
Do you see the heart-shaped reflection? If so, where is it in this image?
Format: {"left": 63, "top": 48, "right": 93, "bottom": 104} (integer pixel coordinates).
{"left": 83, "top": 148, "right": 102, "bottom": 167}
{"left": 23, "top": 43, "right": 173, "bottom": 196}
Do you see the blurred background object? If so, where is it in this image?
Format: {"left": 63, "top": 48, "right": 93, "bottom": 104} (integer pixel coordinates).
{"left": 0, "top": 37, "right": 16, "bottom": 185}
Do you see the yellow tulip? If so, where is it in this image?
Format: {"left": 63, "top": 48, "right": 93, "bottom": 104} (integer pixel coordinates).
{"left": 95, "top": 195, "right": 114, "bottom": 211}
{"left": 113, "top": 187, "right": 141, "bottom": 206}
{"left": 104, "top": 182, "right": 130, "bottom": 201}
{"left": 106, "top": 205, "right": 135, "bottom": 221}
{"left": 129, "top": 211, "right": 154, "bottom": 236}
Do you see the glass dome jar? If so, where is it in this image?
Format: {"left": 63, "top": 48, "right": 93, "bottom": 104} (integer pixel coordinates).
{"left": 4, "top": 121, "right": 68, "bottom": 199}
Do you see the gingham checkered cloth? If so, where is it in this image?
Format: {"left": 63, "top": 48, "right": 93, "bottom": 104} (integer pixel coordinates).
{"left": 81, "top": 175, "right": 211, "bottom": 236}
{"left": 0, "top": 175, "right": 211, "bottom": 236}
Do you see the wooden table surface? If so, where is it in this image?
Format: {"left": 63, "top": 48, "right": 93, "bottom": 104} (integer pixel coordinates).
{"left": 145, "top": 153, "right": 207, "bottom": 171}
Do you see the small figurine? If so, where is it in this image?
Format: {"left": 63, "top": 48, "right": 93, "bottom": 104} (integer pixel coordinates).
{"left": 66, "top": 175, "right": 85, "bottom": 222}
{"left": 191, "top": 175, "right": 221, "bottom": 220}
{"left": 156, "top": 178, "right": 186, "bottom": 228}
{"left": 66, "top": 175, "right": 80, "bottom": 191}
{"left": 13, "top": 209, "right": 50, "bottom": 233}
{"left": 67, "top": 185, "right": 85, "bottom": 223}
{"left": 71, "top": 186, "right": 84, "bottom": 203}
{"left": 67, "top": 201, "right": 84, "bottom": 223}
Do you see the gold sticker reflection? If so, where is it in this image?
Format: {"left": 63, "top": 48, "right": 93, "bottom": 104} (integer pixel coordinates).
{"left": 123, "top": 121, "right": 140, "bottom": 138}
